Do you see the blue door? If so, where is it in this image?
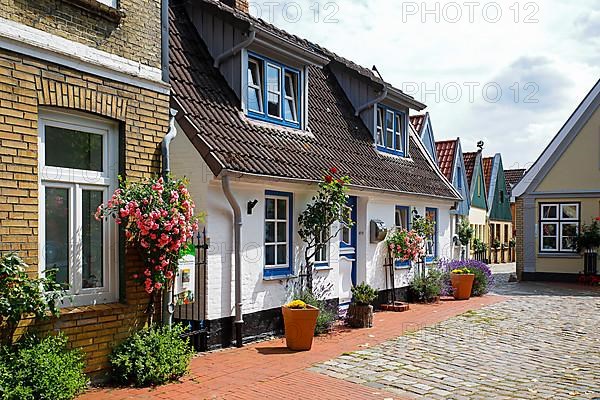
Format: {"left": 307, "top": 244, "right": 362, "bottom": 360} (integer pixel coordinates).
{"left": 339, "top": 196, "right": 357, "bottom": 304}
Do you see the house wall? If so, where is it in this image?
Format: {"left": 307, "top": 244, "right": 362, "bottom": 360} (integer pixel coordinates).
{"left": 0, "top": 48, "right": 170, "bottom": 374}
{"left": 0, "top": 0, "right": 162, "bottom": 68}
{"left": 171, "top": 127, "right": 455, "bottom": 343}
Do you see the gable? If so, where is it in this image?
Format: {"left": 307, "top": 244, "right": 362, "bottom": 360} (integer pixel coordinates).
{"left": 471, "top": 160, "right": 487, "bottom": 210}
{"left": 536, "top": 103, "right": 600, "bottom": 193}
{"left": 453, "top": 142, "right": 470, "bottom": 215}
{"left": 489, "top": 157, "right": 512, "bottom": 221}
{"left": 421, "top": 120, "right": 437, "bottom": 163}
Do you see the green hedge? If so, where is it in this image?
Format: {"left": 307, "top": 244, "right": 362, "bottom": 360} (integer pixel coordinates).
{"left": 0, "top": 334, "right": 87, "bottom": 400}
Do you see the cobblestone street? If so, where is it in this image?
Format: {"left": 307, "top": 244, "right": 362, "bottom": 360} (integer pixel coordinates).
{"left": 313, "top": 270, "right": 600, "bottom": 399}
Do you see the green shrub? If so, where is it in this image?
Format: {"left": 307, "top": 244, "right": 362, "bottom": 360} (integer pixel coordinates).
{"left": 351, "top": 282, "right": 378, "bottom": 305}
{"left": 408, "top": 268, "right": 443, "bottom": 303}
{"left": 0, "top": 334, "right": 87, "bottom": 400}
{"left": 295, "top": 290, "right": 336, "bottom": 335}
{"left": 110, "top": 324, "right": 194, "bottom": 387}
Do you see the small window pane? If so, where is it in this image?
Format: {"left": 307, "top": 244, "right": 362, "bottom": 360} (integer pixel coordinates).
{"left": 45, "top": 126, "right": 103, "bottom": 171}
{"left": 284, "top": 72, "right": 298, "bottom": 122}
{"left": 265, "top": 221, "right": 275, "bottom": 243}
{"left": 248, "top": 88, "right": 262, "bottom": 113}
{"left": 342, "top": 225, "right": 350, "bottom": 244}
{"left": 542, "top": 223, "right": 556, "bottom": 236}
{"left": 561, "top": 223, "right": 578, "bottom": 251}
{"left": 267, "top": 65, "right": 281, "bottom": 118}
{"left": 561, "top": 204, "right": 578, "bottom": 219}
{"left": 395, "top": 114, "right": 404, "bottom": 152}
{"left": 45, "top": 187, "right": 70, "bottom": 286}
{"left": 542, "top": 237, "right": 557, "bottom": 250}
{"left": 385, "top": 111, "right": 394, "bottom": 148}
{"left": 265, "top": 245, "right": 275, "bottom": 265}
{"left": 266, "top": 198, "right": 275, "bottom": 219}
{"left": 247, "top": 59, "right": 263, "bottom": 113}
{"left": 82, "top": 190, "right": 103, "bottom": 288}
{"left": 395, "top": 207, "right": 408, "bottom": 229}
{"left": 276, "top": 244, "right": 287, "bottom": 265}
{"left": 276, "top": 199, "right": 286, "bottom": 219}
{"left": 276, "top": 222, "right": 286, "bottom": 242}
{"left": 542, "top": 205, "right": 557, "bottom": 219}
{"left": 267, "top": 65, "right": 280, "bottom": 92}
{"left": 376, "top": 108, "right": 384, "bottom": 146}
{"left": 268, "top": 93, "right": 280, "bottom": 117}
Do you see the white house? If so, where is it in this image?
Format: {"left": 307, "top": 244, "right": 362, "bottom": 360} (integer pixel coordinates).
{"left": 168, "top": 0, "right": 461, "bottom": 347}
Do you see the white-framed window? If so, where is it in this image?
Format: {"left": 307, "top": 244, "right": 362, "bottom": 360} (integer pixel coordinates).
{"left": 39, "top": 110, "right": 118, "bottom": 306}
{"left": 539, "top": 203, "right": 579, "bottom": 253}
{"left": 314, "top": 227, "right": 329, "bottom": 266}
{"left": 385, "top": 109, "right": 394, "bottom": 150}
{"left": 283, "top": 71, "right": 298, "bottom": 123}
{"left": 264, "top": 191, "right": 293, "bottom": 277}
{"left": 266, "top": 63, "right": 282, "bottom": 119}
{"left": 395, "top": 113, "right": 404, "bottom": 152}
{"left": 247, "top": 58, "right": 263, "bottom": 113}
{"left": 376, "top": 107, "right": 384, "bottom": 146}
{"left": 96, "top": 0, "right": 117, "bottom": 7}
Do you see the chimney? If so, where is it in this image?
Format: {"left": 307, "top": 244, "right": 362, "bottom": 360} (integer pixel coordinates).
{"left": 221, "top": 0, "right": 249, "bottom": 13}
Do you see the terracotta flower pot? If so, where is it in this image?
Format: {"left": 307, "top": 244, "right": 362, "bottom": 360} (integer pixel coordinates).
{"left": 450, "top": 273, "right": 475, "bottom": 300}
{"left": 282, "top": 304, "right": 319, "bottom": 351}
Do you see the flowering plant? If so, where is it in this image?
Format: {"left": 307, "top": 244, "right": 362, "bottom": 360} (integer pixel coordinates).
{"left": 386, "top": 228, "right": 425, "bottom": 262}
{"left": 95, "top": 175, "right": 199, "bottom": 295}
{"left": 286, "top": 300, "right": 307, "bottom": 309}
{"left": 576, "top": 217, "right": 600, "bottom": 252}
{"left": 439, "top": 259, "right": 493, "bottom": 296}
{"left": 451, "top": 268, "right": 472, "bottom": 275}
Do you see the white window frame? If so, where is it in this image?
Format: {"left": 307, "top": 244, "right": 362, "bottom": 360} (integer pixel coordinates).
{"left": 314, "top": 227, "right": 329, "bottom": 265}
{"left": 247, "top": 58, "right": 263, "bottom": 113}
{"left": 264, "top": 194, "right": 289, "bottom": 269}
{"left": 385, "top": 109, "right": 394, "bottom": 150}
{"left": 38, "top": 109, "right": 119, "bottom": 307}
{"left": 539, "top": 203, "right": 579, "bottom": 253}
{"left": 266, "top": 63, "right": 282, "bottom": 119}
{"left": 283, "top": 70, "right": 298, "bottom": 123}
{"left": 375, "top": 107, "right": 384, "bottom": 146}
{"left": 395, "top": 113, "right": 404, "bottom": 152}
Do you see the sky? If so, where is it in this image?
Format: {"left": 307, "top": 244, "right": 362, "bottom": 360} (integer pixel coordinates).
{"left": 248, "top": 0, "right": 600, "bottom": 170}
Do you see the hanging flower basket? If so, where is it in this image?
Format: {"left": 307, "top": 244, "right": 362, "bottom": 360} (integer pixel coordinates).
{"left": 385, "top": 228, "right": 425, "bottom": 262}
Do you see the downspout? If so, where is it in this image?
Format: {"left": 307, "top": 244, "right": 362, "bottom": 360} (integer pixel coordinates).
{"left": 161, "top": 0, "right": 169, "bottom": 83}
{"left": 355, "top": 85, "right": 388, "bottom": 116}
{"left": 161, "top": 108, "right": 178, "bottom": 327}
{"left": 222, "top": 174, "right": 244, "bottom": 347}
{"left": 213, "top": 30, "right": 256, "bottom": 68}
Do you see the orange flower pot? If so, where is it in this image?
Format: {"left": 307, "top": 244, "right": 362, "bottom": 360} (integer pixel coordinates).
{"left": 282, "top": 304, "right": 319, "bottom": 351}
{"left": 450, "top": 273, "right": 475, "bottom": 300}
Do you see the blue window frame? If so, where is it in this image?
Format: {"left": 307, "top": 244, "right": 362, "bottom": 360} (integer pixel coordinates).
{"left": 375, "top": 105, "right": 406, "bottom": 156}
{"left": 425, "top": 207, "right": 438, "bottom": 263}
{"left": 264, "top": 190, "right": 294, "bottom": 278}
{"left": 395, "top": 205, "right": 411, "bottom": 267}
{"left": 247, "top": 52, "right": 301, "bottom": 129}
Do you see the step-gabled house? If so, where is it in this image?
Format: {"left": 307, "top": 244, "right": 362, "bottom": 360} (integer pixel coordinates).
{"left": 483, "top": 154, "right": 513, "bottom": 262}
{"left": 463, "top": 149, "right": 490, "bottom": 256}
{"left": 168, "top": 0, "right": 461, "bottom": 347}
{"left": 436, "top": 139, "right": 471, "bottom": 257}
{"left": 513, "top": 79, "right": 600, "bottom": 281}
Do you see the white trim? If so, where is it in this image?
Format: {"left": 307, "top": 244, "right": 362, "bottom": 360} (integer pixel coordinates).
{"left": 38, "top": 109, "right": 119, "bottom": 307}
{"left": 513, "top": 79, "right": 600, "bottom": 197}
{"left": 0, "top": 18, "right": 169, "bottom": 94}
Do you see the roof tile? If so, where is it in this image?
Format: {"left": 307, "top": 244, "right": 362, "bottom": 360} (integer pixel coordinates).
{"left": 435, "top": 140, "right": 457, "bottom": 181}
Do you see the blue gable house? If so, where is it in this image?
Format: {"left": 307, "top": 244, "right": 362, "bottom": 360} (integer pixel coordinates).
{"left": 436, "top": 138, "right": 470, "bottom": 217}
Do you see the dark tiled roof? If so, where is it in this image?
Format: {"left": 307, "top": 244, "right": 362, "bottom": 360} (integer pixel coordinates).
{"left": 504, "top": 168, "right": 525, "bottom": 197}
{"left": 410, "top": 114, "right": 426, "bottom": 135}
{"left": 482, "top": 157, "right": 494, "bottom": 192}
{"left": 169, "top": 4, "right": 459, "bottom": 200}
{"left": 463, "top": 151, "right": 478, "bottom": 186}
{"left": 435, "top": 140, "right": 457, "bottom": 181}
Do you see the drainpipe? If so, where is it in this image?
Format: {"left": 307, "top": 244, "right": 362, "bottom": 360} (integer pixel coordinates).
{"left": 161, "top": 108, "right": 178, "bottom": 327}
{"left": 161, "top": 0, "right": 169, "bottom": 83}
{"left": 222, "top": 174, "right": 244, "bottom": 347}
{"left": 355, "top": 85, "right": 388, "bottom": 116}
{"left": 213, "top": 30, "right": 256, "bottom": 68}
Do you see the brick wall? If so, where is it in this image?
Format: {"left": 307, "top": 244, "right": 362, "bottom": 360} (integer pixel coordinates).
{"left": 515, "top": 197, "right": 523, "bottom": 280}
{"left": 0, "top": 47, "right": 170, "bottom": 374}
{"left": 0, "top": 0, "right": 162, "bottom": 68}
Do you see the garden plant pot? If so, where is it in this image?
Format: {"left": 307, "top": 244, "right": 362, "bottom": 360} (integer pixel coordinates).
{"left": 282, "top": 305, "right": 319, "bottom": 351}
{"left": 347, "top": 304, "right": 373, "bottom": 328}
{"left": 450, "top": 273, "right": 475, "bottom": 300}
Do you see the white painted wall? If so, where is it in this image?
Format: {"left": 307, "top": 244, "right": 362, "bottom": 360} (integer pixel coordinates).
{"left": 171, "top": 126, "right": 456, "bottom": 321}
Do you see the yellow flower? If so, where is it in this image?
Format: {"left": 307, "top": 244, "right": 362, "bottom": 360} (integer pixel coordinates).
{"left": 286, "top": 300, "right": 307, "bottom": 309}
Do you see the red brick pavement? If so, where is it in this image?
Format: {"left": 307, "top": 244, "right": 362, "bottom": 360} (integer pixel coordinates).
{"left": 79, "top": 295, "right": 507, "bottom": 400}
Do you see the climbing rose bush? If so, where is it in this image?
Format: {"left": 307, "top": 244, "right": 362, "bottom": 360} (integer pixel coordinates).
{"left": 95, "top": 175, "right": 198, "bottom": 294}
{"left": 386, "top": 228, "right": 425, "bottom": 262}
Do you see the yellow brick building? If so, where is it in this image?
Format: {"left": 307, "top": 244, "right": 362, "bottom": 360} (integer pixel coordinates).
{"left": 0, "top": 0, "right": 170, "bottom": 374}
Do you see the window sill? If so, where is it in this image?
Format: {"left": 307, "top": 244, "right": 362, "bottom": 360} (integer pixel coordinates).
{"left": 263, "top": 274, "right": 297, "bottom": 281}
{"left": 314, "top": 264, "right": 332, "bottom": 271}
{"left": 538, "top": 253, "right": 582, "bottom": 259}
{"left": 63, "top": 0, "right": 124, "bottom": 23}
{"left": 60, "top": 302, "right": 128, "bottom": 315}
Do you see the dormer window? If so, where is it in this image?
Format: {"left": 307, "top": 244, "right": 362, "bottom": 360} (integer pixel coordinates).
{"left": 375, "top": 105, "right": 406, "bottom": 156}
{"left": 246, "top": 53, "right": 301, "bottom": 129}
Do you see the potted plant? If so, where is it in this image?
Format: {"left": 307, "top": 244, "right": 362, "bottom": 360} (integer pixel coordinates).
{"left": 282, "top": 300, "right": 320, "bottom": 351}
{"left": 347, "top": 282, "right": 378, "bottom": 328}
{"left": 450, "top": 267, "right": 475, "bottom": 300}
{"left": 576, "top": 217, "right": 600, "bottom": 275}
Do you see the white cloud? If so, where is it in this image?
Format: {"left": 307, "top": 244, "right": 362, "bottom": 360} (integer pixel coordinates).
{"left": 250, "top": 0, "right": 600, "bottom": 167}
